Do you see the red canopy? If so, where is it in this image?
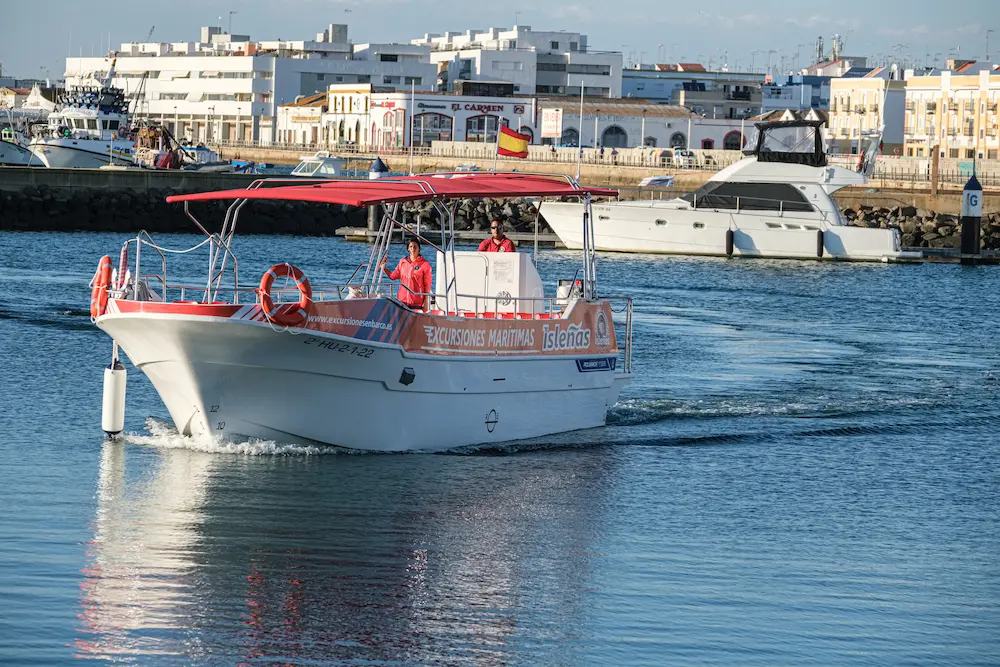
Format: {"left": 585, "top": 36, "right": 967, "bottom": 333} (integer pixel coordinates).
{"left": 165, "top": 172, "right": 617, "bottom": 207}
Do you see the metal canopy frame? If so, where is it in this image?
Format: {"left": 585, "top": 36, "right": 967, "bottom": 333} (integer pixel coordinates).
{"left": 170, "top": 172, "right": 613, "bottom": 311}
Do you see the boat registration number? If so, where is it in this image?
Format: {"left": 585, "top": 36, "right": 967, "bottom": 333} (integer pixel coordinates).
{"left": 302, "top": 337, "right": 374, "bottom": 358}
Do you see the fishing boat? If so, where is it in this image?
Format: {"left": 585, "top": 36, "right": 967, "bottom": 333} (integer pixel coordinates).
{"left": 89, "top": 173, "right": 634, "bottom": 452}
{"left": 543, "top": 120, "right": 921, "bottom": 262}
{"left": 29, "top": 59, "right": 136, "bottom": 168}
{"left": 0, "top": 127, "right": 36, "bottom": 166}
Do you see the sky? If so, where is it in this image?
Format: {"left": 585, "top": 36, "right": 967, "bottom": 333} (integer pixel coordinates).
{"left": 1, "top": 0, "right": 998, "bottom": 80}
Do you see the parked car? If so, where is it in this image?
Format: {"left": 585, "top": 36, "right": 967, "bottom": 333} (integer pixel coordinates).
{"left": 671, "top": 149, "right": 697, "bottom": 168}
{"left": 456, "top": 163, "right": 480, "bottom": 172}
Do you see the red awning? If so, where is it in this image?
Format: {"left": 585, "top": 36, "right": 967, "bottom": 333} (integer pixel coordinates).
{"left": 165, "top": 173, "right": 617, "bottom": 207}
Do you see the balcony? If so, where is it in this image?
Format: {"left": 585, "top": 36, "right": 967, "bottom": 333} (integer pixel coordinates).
{"left": 869, "top": 105, "right": 879, "bottom": 113}
{"left": 725, "top": 90, "right": 752, "bottom": 101}
{"left": 926, "top": 102, "right": 937, "bottom": 113}
{"left": 947, "top": 128, "right": 958, "bottom": 136}
{"left": 948, "top": 103, "right": 958, "bottom": 112}
{"left": 829, "top": 104, "right": 838, "bottom": 112}
{"left": 854, "top": 105, "right": 865, "bottom": 114}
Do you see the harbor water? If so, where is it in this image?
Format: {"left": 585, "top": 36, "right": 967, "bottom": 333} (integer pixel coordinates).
{"left": 0, "top": 230, "right": 998, "bottom": 665}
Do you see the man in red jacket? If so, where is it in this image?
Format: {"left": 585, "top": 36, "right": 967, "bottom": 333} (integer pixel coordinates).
{"left": 478, "top": 219, "right": 517, "bottom": 252}
{"left": 380, "top": 238, "right": 432, "bottom": 309}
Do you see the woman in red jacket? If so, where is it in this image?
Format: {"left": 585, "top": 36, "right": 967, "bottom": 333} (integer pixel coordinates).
{"left": 380, "top": 238, "right": 432, "bottom": 310}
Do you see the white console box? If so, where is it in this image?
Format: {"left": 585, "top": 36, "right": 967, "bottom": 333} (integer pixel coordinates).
{"left": 435, "top": 251, "right": 544, "bottom": 313}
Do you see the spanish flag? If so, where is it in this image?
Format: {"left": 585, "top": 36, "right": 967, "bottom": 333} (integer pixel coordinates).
{"left": 497, "top": 125, "right": 530, "bottom": 159}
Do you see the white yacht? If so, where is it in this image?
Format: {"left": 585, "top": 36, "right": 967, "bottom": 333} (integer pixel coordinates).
{"left": 290, "top": 150, "right": 348, "bottom": 178}
{"left": 543, "top": 120, "right": 921, "bottom": 262}
{"left": 29, "top": 60, "right": 136, "bottom": 168}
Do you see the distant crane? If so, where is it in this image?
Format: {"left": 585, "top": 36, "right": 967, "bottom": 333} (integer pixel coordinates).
{"left": 145, "top": 26, "right": 155, "bottom": 43}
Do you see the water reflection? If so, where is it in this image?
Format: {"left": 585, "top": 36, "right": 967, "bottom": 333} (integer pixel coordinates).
{"left": 76, "top": 443, "right": 614, "bottom": 663}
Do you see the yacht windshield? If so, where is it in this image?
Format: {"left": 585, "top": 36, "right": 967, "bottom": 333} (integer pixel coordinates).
{"left": 682, "top": 181, "right": 814, "bottom": 212}
{"left": 750, "top": 120, "right": 827, "bottom": 167}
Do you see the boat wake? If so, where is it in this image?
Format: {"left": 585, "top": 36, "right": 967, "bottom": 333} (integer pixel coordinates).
{"left": 607, "top": 393, "right": 935, "bottom": 427}
{"left": 125, "top": 417, "right": 345, "bottom": 456}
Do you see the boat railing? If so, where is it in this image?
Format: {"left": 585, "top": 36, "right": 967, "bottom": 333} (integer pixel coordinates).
{"left": 607, "top": 296, "right": 634, "bottom": 375}
{"left": 620, "top": 189, "right": 836, "bottom": 225}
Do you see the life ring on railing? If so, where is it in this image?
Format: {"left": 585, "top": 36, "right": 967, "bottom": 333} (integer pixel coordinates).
{"left": 90, "top": 255, "right": 113, "bottom": 318}
{"left": 259, "top": 263, "right": 312, "bottom": 327}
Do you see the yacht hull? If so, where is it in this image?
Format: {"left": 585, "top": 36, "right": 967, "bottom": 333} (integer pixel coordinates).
{"left": 97, "top": 299, "right": 628, "bottom": 452}
{"left": 29, "top": 140, "right": 135, "bottom": 168}
{"left": 544, "top": 201, "right": 921, "bottom": 262}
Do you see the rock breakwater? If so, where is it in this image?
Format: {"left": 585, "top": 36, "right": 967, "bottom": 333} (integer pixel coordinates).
{"left": 0, "top": 185, "right": 366, "bottom": 235}
{"left": 844, "top": 205, "right": 1000, "bottom": 249}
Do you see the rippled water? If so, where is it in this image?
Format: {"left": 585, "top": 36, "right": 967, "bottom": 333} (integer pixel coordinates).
{"left": 1, "top": 230, "right": 998, "bottom": 665}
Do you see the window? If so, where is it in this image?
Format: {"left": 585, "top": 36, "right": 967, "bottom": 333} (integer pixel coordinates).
{"left": 669, "top": 132, "right": 686, "bottom": 148}
{"left": 551, "top": 41, "right": 560, "bottom": 49}
{"left": 949, "top": 148, "right": 959, "bottom": 158}
{"left": 602, "top": 125, "right": 628, "bottom": 148}
{"left": 908, "top": 147, "right": 914, "bottom": 156}
{"left": 465, "top": 114, "right": 504, "bottom": 142}
{"left": 683, "top": 181, "right": 813, "bottom": 212}
{"left": 412, "top": 112, "right": 453, "bottom": 146}
{"left": 336, "top": 76, "right": 344, "bottom": 82}
{"left": 989, "top": 150, "right": 998, "bottom": 159}
{"left": 644, "top": 136, "right": 657, "bottom": 147}
{"left": 537, "top": 62, "right": 567, "bottom": 72}
{"left": 404, "top": 76, "right": 422, "bottom": 85}
{"left": 723, "top": 131, "right": 744, "bottom": 150}
{"left": 567, "top": 64, "right": 611, "bottom": 76}
{"left": 701, "top": 139, "right": 714, "bottom": 149}
{"left": 383, "top": 76, "right": 399, "bottom": 84}
{"left": 560, "top": 127, "right": 579, "bottom": 146}
{"left": 380, "top": 54, "right": 398, "bottom": 62}
{"left": 966, "top": 149, "right": 975, "bottom": 158}
{"left": 570, "top": 42, "right": 578, "bottom": 51}
{"left": 87, "top": 119, "right": 98, "bottom": 130}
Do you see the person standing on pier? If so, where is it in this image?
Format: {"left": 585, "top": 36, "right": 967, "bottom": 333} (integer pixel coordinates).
{"left": 478, "top": 220, "right": 517, "bottom": 252}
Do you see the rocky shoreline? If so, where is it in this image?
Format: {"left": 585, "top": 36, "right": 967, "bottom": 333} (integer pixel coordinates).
{"left": 843, "top": 205, "right": 1000, "bottom": 250}
{"left": 2, "top": 185, "right": 998, "bottom": 250}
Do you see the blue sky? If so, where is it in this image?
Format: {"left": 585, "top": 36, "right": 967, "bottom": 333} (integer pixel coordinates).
{"left": 1, "top": 0, "right": 998, "bottom": 79}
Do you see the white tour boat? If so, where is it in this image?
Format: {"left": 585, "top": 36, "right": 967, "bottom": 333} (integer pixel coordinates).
{"left": 543, "top": 120, "right": 921, "bottom": 262}
{"left": 89, "top": 173, "right": 634, "bottom": 452}
{"left": 29, "top": 60, "right": 135, "bottom": 168}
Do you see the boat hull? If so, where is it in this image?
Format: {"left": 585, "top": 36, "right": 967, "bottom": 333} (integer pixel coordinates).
{"left": 29, "top": 139, "right": 135, "bottom": 168}
{"left": 97, "top": 299, "right": 628, "bottom": 452}
{"left": 0, "top": 140, "right": 36, "bottom": 166}
{"left": 544, "top": 201, "right": 921, "bottom": 262}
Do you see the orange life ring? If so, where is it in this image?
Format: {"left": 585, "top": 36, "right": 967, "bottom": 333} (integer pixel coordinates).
{"left": 259, "top": 263, "right": 312, "bottom": 327}
{"left": 90, "top": 255, "right": 113, "bottom": 318}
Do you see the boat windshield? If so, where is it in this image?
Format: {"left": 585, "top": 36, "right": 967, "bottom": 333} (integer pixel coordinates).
{"left": 745, "top": 120, "right": 827, "bottom": 168}
{"left": 681, "top": 181, "right": 814, "bottom": 212}
{"left": 291, "top": 159, "right": 341, "bottom": 177}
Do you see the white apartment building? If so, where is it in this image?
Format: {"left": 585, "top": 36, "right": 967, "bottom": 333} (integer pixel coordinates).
{"left": 622, "top": 64, "right": 764, "bottom": 106}
{"left": 63, "top": 24, "right": 436, "bottom": 143}
{"left": 760, "top": 75, "right": 831, "bottom": 113}
{"left": 411, "top": 25, "right": 622, "bottom": 97}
